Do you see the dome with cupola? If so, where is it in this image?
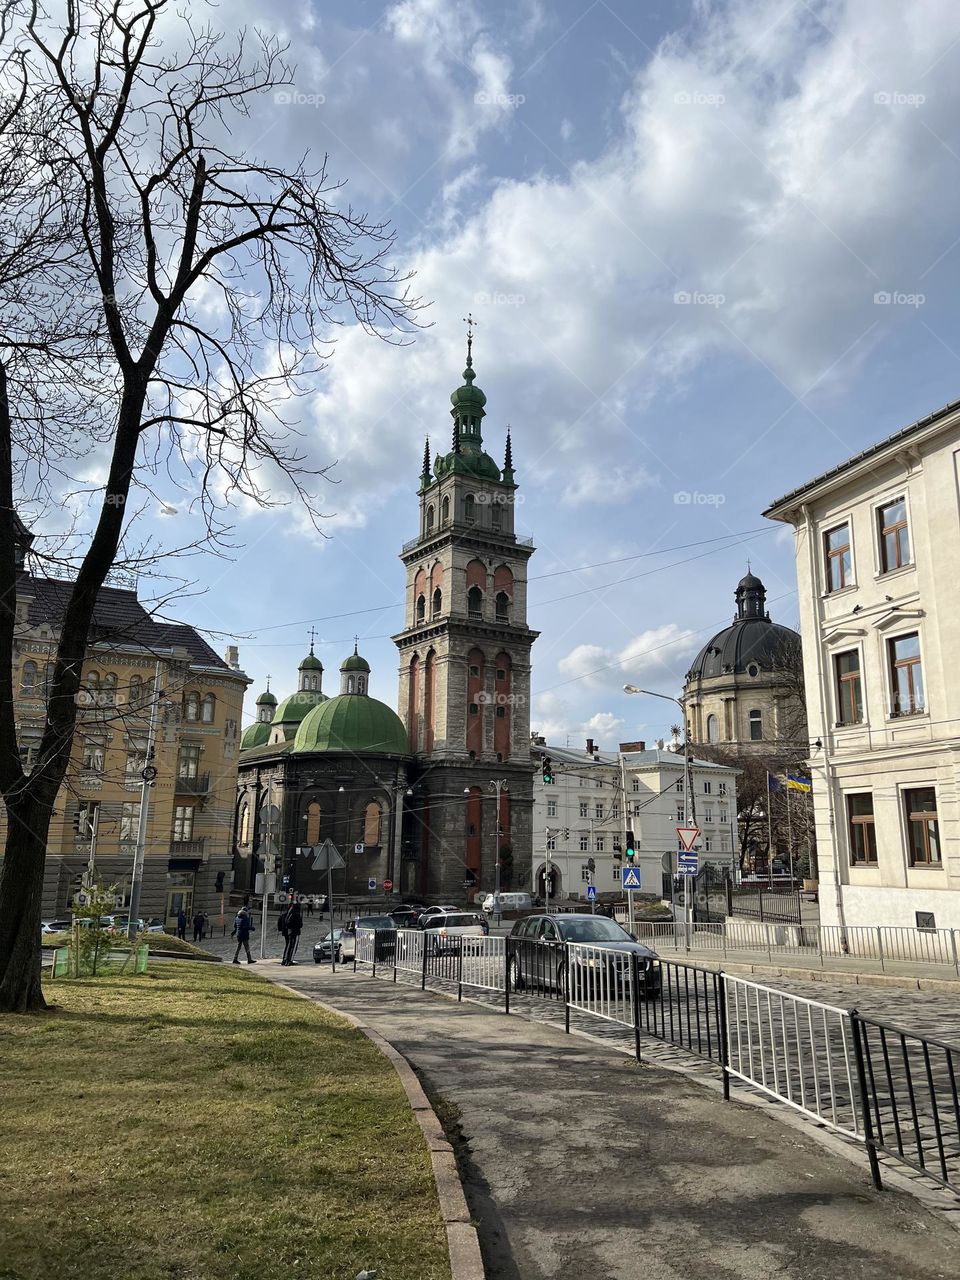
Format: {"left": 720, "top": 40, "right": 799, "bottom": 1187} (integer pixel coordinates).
{"left": 686, "top": 572, "right": 800, "bottom": 681}
{"left": 432, "top": 331, "right": 503, "bottom": 484}
{"left": 292, "top": 647, "right": 408, "bottom": 756}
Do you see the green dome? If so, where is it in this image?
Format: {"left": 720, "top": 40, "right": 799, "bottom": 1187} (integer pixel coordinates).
{"left": 450, "top": 364, "right": 487, "bottom": 411}
{"left": 273, "top": 689, "right": 328, "bottom": 724}
{"left": 255, "top": 688, "right": 277, "bottom": 706}
{"left": 434, "top": 449, "right": 502, "bottom": 482}
{"left": 293, "top": 693, "right": 409, "bottom": 756}
{"left": 240, "top": 721, "right": 272, "bottom": 751}
{"left": 299, "top": 651, "right": 323, "bottom": 672}
{"left": 341, "top": 651, "right": 371, "bottom": 673}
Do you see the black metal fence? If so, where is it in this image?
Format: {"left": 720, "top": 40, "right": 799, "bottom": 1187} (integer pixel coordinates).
{"left": 354, "top": 927, "right": 959, "bottom": 1199}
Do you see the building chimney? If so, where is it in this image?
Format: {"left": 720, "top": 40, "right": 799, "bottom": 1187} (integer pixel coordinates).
{"left": 224, "top": 644, "right": 240, "bottom": 670}
{"left": 618, "top": 740, "right": 646, "bottom": 753}
{"left": 585, "top": 738, "right": 594, "bottom": 755}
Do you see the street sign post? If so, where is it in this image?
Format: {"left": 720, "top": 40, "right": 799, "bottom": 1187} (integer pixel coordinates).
{"left": 383, "top": 878, "right": 393, "bottom": 892}
{"left": 676, "top": 826, "right": 701, "bottom": 851}
{"left": 678, "top": 849, "right": 698, "bottom": 875}
{"left": 307, "top": 839, "right": 345, "bottom": 973}
{"left": 622, "top": 867, "right": 642, "bottom": 890}
{"left": 368, "top": 878, "right": 377, "bottom": 892}
{"left": 585, "top": 884, "right": 597, "bottom": 902}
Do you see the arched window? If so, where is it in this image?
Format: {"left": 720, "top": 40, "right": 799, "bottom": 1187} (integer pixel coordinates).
{"left": 441, "top": 495, "right": 450, "bottom": 525}
{"left": 184, "top": 692, "right": 200, "bottom": 722}
{"left": 128, "top": 675, "right": 142, "bottom": 708}
{"left": 102, "top": 672, "right": 117, "bottom": 705}
{"left": 348, "top": 675, "right": 355, "bottom": 693}
{"left": 19, "top": 661, "right": 36, "bottom": 696}
{"left": 258, "top": 703, "right": 271, "bottom": 723}
{"left": 495, "top": 591, "right": 510, "bottom": 622}
{"left": 467, "top": 585, "right": 483, "bottom": 619}
{"left": 364, "top": 801, "right": 382, "bottom": 847}
{"left": 464, "top": 493, "right": 476, "bottom": 524}
{"left": 749, "top": 709, "right": 762, "bottom": 741}
{"left": 416, "top": 593, "right": 425, "bottom": 623}
{"left": 432, "top": 587, "right": 442, "bottom": 619}
{"left": 426, "top": 504, "right": 435, "bottom": 532}
{"left": 357, "top": 677, "right": 366, "bottom": 695}
{"left": 305, "top": 801, "right": 321, "bottom": 845}
{"left": 239, "top": 802, "right": 250, "bottom": 845}
{"left": 706, "top": 713, "right": 719, "bottom": 743}
{"left": 201, "top": 694, "right": 215, "bottom": 723}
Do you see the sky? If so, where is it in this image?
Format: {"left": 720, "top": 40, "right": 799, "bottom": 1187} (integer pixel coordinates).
{"left": 111, "top": 0, "right": 960, "bottom": 746}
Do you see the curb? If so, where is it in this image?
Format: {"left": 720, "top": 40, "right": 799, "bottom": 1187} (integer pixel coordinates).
{"left": 687, "top": 958, "right": 960, "bottom": 992}
{"left": 272, "top": 980, "right": 484, "bottom": 1280}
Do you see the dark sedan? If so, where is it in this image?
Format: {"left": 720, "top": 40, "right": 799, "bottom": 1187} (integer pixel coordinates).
{"left": 508, "top": 914, "right": 660, "bottom": 997}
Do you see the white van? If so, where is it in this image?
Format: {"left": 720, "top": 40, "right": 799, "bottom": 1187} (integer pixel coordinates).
{"left": 482, "top": 891, "right": 532, "bottom": 914}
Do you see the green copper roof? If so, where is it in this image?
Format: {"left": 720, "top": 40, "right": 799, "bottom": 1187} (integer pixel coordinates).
{"left": 273, "top": 689, "right": 328, "bottom": 724}
{"left": 255, "top": 688, "right": 277, "bottom": 706}
{"left": 299, "top": 652, "right": 323, "bottom": 672}
{"left": 341, "top": 648, "right": 370, "bottom": 673}
{"left": 240, "top": 721, "right": 272, "bottom": 751}
{"left": 292, "top": 693, "right": 409, "bottom": 756}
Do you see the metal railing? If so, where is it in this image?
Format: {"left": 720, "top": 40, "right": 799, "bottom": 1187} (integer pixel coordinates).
{"left": 632, "top": 920, "right": 960, "bottom": 974}
{"left": 351, "top": 928, "right": 960, "bottom": 1196}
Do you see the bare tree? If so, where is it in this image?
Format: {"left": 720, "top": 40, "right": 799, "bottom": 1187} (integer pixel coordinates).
{"left": 0, "top": 0, "right": 419, "bottom": 1011}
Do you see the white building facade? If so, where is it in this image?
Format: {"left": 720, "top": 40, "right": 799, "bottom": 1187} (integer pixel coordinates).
{"left": 530, "top": 738, "right": 738, "bottom": 900}
{"left": 766, "top": 398, "right": 960, "bottom": 930}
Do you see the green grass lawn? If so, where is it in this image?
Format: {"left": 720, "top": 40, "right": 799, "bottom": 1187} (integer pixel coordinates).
{"left": 42, "top": 933, "right": 212, "bottom": 958}
{"left": 0, "top": 963, "right": 451, "bottom": 1280}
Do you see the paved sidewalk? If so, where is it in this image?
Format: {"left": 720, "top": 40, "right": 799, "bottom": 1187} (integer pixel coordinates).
{"left": 262, "top": 960, "right": 960, "bottom": 1280}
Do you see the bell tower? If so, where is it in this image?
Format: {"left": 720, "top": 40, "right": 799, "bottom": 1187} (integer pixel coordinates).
{"left": 394, "top": 320, "right": 538, "bottom": 897}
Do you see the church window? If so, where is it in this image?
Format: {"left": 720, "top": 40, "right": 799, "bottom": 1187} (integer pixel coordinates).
{"left": 469, "top": 702, "right": 479, "bottom": 715}
{"left": 201, "top": 693, "right": 216, "bottom": 723}
{"left": 416, "top": 593, "right": 425, "bottom": 623}
{"left": 239, "top": 801, "right": 250, "bottom": 845}
{"left": 304, "top": 801, "right": 321, "bottom": 844}
{"left": 706, "top": 713, "right": 719, "bottom": 743}
{"left": 357, "top": 677, "right": 366, "bottom": 694}
{"left": 491, "top": 504, "right": 502, "bottom": 530}
{"left": 496, "top": 668, "right": 506, "bottom": 680}
{"left": 749, "top": 709, "right": 762, "bottom": 740}
{"left": 464, "top": 494, "right": 476, "bottom": 524}
{"left": 468, "top": 585, "right": 483, "bottom": 619}
{"left": 432, "top": 587, "right": 442, "bottom": 619}
{"left": 441, "top": 496, "right": 450, "bottom": 525}
{"left": 19, "top": 661, "right": 36, "bottom": 696}
{"left": 495, "top": 591, "right": 510, "bottom": 623}
{"left": 426, "top": 504, "right": 435, "bottom": 532}
{"left": 348, "top": 676, "right": 355, "bottom": 693}
{"left": 363, "top": 801, "right": 382, "bottom": 847}
{"left": 496, "top": 706, "right": 506, "bottom": 718}
{"left": 184, "top": 692, "right": 200, "bottom": 722}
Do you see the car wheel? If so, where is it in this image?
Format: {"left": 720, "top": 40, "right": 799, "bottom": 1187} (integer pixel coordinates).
{"left": 556, "top": 962, "right": 568, "bottom": 999}
{"left": 509, "top": 956, "right": 524, "bottom": 991}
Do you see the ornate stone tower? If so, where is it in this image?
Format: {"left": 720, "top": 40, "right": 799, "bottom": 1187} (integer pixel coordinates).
{"left": 394, "top": 324, "right": 538, "bottom": 897}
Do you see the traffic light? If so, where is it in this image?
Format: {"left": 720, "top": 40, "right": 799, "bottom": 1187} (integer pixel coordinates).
{"left": 562, "top": 827, "right": 570, "bottom": 841}
{"left": 214, "top": 871, "right": 225, "bottom": 893}
{"left": 541, "top": 754, "right": 554, "bottom": 784}
{"left": 587, "top": 857, "right": 596, "bottom": 873}
{"left": 625, "top": 829, "right": 636, "bottom": 863}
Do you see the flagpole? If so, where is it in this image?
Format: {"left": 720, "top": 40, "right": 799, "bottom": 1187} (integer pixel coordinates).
{"left": 787, "top": 781, "right": 794, "bottom": 886}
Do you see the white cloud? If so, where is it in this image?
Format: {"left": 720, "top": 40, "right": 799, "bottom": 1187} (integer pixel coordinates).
{"left": 583, "top": 711, "right": 624, "bottom": 745}
{"left": 557, "top": 624, "right": 700, "bottom": 693}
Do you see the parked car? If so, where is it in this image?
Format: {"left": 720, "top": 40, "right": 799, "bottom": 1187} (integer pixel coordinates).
{"left": 390, "top": 905, "right": 422, "bottom": 929}
{"left": 421, "top": 911, "right": 489, "bottom": 954}
{"left": 508, "top": 914, "right": 660, "bottom": 997}
{"left": 482, "top": 891, "right": 532, "bottom": 914}
{"left": 41, "top": 919, "right": 72, "bottom": 936}
{"left": 145, "top": 923, "right": 168, "bottom": 934}
{"left": 416, "top": 904, "right": 459, "bottom": 927}
{"left": 313, "top": 929, "right": 344, "bottom": 964}
{"left": 341, "top": 915, "right": 397, "bottom": 962}
{"left": 111, "top": 916, "right": 145, "bottom": 933}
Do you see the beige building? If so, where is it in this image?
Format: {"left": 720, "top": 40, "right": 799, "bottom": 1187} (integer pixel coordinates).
{"left": 765, "top": 397, "right": 960, "bottom": 930}
{"left": 6, "top": 563, "right": 249, "bottom": 925}
{"left": 684, "top": 572, "right": 805, "bottom": 754}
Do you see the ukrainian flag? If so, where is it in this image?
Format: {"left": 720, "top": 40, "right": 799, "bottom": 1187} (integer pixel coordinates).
{"left": 787, "top": 774, "right": 812, "bottom": 793}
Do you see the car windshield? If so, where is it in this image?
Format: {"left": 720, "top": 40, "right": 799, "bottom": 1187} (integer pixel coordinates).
{"left": 356, "top": 916, "right": 396, "bottom": 929}
{"left": 557, "top": 918, "right": 633, "bottom": 943}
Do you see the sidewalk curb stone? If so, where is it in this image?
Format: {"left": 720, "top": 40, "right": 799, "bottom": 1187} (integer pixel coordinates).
{"left": 272, "top": 978, "right": 484, "bottom": 1280}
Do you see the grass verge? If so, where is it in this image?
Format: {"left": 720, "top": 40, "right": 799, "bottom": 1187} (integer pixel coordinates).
{"left": 42, "top": 933, "right": 212, "bottom": 959}
{"left": 0, "top": 961, "right": 450, "bottom": 1280}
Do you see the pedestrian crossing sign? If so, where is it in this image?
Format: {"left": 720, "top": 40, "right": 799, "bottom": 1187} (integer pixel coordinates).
{"left": 622, "top": 867, "right": 642, "bottom": 889}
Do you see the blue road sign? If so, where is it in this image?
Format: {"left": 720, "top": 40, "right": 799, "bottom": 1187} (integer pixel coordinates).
{"left": 586, "top": 884, "right": 597, "bottom": 901}
{"left": 678, "top": 850, "right": 698, "bottom": 875}
{"left": 622, "top": 867, "right": 642, "bottom": 890}
{"left": 367, "top": 878, "right": 377, "bottom": 891}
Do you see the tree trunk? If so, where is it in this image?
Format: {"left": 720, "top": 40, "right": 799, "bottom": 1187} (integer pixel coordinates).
{"left": 0, "top": 794, "right": 53, "bottom": 1012}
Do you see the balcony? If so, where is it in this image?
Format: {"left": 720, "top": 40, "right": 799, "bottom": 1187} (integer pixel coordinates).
{"left": 170, "top": 838, "right": 205, "bottom": 856}
{"left": 174, "top": 772, "right": 210, "bottom": 796}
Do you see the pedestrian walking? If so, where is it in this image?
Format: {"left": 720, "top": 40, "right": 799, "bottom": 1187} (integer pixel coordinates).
{"left": 306, "top": 897, "right": 314, "bottom": 918}
{"left": 192, "top": 910, "right": 204, "bottom": 942}
{"left": 281, "top": 901, "right": 303, "bottom": 966}
{"left": 177, "top": 907, "right": 187, "bottom": 940}
{"left": 231, "top": 905, "right": 256, "bottom": 964}
{"left": 202, "top": 911, "right": 210, "bottom": 939}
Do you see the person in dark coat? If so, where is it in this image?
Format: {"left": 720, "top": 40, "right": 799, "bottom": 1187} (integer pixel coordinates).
{"left": 176, "top": 907, "right": 187, "bottom": 940}
{"left": 192, "top": 910, "right": 204, "bottom": 942}
{"left": 281, "top": 901, "right": 303, "bottom": 966}
{"left": 231, "top": 906, "right": 256, "bottom": 963}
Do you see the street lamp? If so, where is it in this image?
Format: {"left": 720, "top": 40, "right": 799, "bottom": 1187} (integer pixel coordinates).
{"left": 623, "top": 684, "right": 696, "bottom": 945}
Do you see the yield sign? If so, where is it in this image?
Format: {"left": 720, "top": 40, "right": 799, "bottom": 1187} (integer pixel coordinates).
{"left": 312, "top": 838, "right": 346, "bottom": 872}
{"left": 676, "top": 826, "right": 701, "bottom": 851}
